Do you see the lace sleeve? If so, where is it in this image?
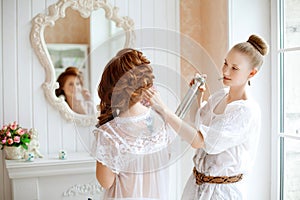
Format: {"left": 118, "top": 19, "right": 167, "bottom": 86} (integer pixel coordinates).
{"left": 93, "top": 129, "right": 124, "bottom": 174}
{"left": 199, "top": 103, "right": 260, "bottom": 154}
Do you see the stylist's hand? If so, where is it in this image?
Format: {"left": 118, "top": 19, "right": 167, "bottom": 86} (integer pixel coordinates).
{"left": 190, "top": 73, "right": 207, "bottom": 93}
{"left": 143, "top": 87, "right": 167, "bottom": 116}
{"left": 191, "top": 73, "right": 207, "bottom": 106}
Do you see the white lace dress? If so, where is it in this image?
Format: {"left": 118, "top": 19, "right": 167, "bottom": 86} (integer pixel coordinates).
{"left": 93, "top": 108, "right": 177, "bottom": 200}
{"left": 181, "top": 88, "right": 261, "bottom": 200}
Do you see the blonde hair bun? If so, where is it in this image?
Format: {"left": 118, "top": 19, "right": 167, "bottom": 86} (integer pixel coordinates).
{"left": 247, "top": 34, "right": 269, "bottom": 56}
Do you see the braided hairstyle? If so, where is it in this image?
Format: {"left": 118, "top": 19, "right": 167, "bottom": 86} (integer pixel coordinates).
{"left": 97, "top": 48, "right": 155, "bottom": 127}
{"left": 232, "top": 34, "right": 269, "bottom": 70}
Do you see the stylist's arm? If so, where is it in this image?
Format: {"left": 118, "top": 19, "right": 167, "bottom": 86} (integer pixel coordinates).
{"left": 144, "top": 87, "right": 205, "bottom": 149}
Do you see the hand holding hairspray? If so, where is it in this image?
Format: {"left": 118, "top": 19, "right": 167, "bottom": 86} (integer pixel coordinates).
{"left": 175, "top": 74, "right": 206, "bottom": 119}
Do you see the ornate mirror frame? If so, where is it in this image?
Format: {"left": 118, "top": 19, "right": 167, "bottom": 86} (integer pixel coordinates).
{"left": 30, "top": 0, "right": 135, "bottom": 126}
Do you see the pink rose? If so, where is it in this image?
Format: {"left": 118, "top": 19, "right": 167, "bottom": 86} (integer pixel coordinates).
{"left": 1, "top": 139, "right": 6, "bottom": 144}
{"left": 2, "top": 125, "right": 7, "bottom": 130}
{"left": 7, "top": 138, "right": 13, "bottom": 145}
{"left": 6, "top": 131, "right": 11, "bottom": 137}
{"left": 10, "top": 123, "right": 17, "bottom": 130}
{"left": 16, "top": 128, "right": 25, "bottom": 135}
{"left": 14, "top": 136, "right": 20, "bottom": 143}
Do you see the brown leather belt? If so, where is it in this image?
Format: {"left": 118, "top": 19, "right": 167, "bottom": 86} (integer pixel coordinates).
{"left": 193, "top": 167, "right": 243, "bottom": 185}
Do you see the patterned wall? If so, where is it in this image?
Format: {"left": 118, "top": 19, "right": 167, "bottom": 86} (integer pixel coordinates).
{"left": 180, "top": 0, "right": 228, "bottom": 97}
{"left": 44, "top": 8, "right": 90, "bottom": 44}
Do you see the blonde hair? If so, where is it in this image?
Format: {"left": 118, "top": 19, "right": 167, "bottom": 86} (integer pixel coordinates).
{"left": 97, "top": 48, "right": 154, "bottom": 127}
{"left": 232, "top": 34, "right": 269, "bottom": 70}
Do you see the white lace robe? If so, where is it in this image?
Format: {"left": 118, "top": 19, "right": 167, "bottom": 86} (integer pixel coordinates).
{"left": 182, "top": 88, "right": 261, "bottom": 200}
{"left": 93, "top": 108, "right": 177, "bottom": 200}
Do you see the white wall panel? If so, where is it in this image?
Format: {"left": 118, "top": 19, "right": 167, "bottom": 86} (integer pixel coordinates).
{"left": 3, "top": 0, "right": 18, "bottom": 122}
{"left": 61, "top": 122, "right": 77, "bottom": 152}
{"left": 2, "top": 1, "right": 17, "bottom": 198}
{"left": 47, "top": 106, "right": 63, "bottom": 153}
{"left": 0, "top": 1, "right": 6, "bottom": 199}
{"left": 31, "top": 0, "right": 48, "bottom": 154}
{"left": 153, "top": 0, "right": 168, "bottom": 73}
{"left": 0, "top": 0, "right": 4, "bottom": 127}
{"left": 17, "top": 0, "right": 33, "bottom": 127}
{"left": 46, "top": 0, "right": 58, "bottom": 6}
{"left": 75, "top": 126, "right": 93, "bottom": 152}
{"left": 114, "top": 0, "right": 128, "bottom": 18}
{"left": 0, "top": 0, "right": 3, "bottom": 197}
{"left": 140, "top": 0, "right": 155, "bottom": 64}
{"left": 128, "top": 0, "right": 141, "bottom": 29}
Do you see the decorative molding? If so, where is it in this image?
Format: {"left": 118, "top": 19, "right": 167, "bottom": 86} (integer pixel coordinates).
{"left": 63, "top": 182, "right": 104, "bottom": 197}
{"left": 30, "top": 0, "right": 135, "bottom": 126}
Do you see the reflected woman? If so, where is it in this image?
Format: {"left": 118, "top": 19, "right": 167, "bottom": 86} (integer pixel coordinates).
{"left": 55, "top": 66, "right": 94, "bottom": 115}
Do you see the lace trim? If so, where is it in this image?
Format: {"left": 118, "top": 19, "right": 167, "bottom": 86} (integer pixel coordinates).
{"left": 114, "top": 108, "right": 152, "bottom": 123}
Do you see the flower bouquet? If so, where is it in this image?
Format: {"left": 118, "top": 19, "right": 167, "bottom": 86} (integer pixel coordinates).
{"left": 0, "top": 121, "right": 31, "bottom": 159}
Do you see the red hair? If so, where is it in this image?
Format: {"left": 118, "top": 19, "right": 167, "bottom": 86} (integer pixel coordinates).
{"left": 97, "top": 48, "right": 154, "bottom": 127}
{"left": 55, "top": 66, "right": 84, "bottom": 97}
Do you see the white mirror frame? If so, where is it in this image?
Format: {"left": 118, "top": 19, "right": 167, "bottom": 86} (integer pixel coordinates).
{"left": 30, "top": 0, "right": 135, "bottom": 126}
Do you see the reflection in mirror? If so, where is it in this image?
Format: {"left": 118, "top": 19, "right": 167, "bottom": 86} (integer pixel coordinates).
{"left": 30, "top": 0, "right": 134, "bottom": 126}
{"left": 55, "top": 66, "right": 95, "bottom": 115}
{"left": 45, "top": 8, "right": 90, "bottom": 91}
{"left": 47, "top": 44, "right": 89, "bottom": 86}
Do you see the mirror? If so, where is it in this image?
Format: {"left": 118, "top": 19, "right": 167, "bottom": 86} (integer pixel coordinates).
{"left": 30, "top": 0, "right": 135, "bottom": 126}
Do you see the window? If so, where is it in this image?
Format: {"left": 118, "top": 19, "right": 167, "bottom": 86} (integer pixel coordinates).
{"left": 276, "top": 0, "right": 300, "bottom": 199}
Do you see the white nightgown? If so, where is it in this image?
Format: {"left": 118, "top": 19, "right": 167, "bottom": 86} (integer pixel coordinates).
{"left": 93, "top": 108, "right": 177, "bottom": 200}
{"left": 182, "top": 88, "right": 261, "bottom": 200}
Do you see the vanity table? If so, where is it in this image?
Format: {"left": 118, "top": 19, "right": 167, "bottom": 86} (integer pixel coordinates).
{"left": 5, "top": 152, "right": 104, "bottom": 200}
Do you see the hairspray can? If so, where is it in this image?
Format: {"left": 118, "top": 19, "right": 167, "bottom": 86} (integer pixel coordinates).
{"left": 175, "top": 74, "right": 206, "bottom": 119}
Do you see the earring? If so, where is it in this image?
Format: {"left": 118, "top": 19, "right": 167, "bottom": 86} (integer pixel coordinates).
{"left": 248, "top": 80, "right": 251, "bottom": 86}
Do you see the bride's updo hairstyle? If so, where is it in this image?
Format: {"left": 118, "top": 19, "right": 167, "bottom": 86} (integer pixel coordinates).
{"left": 97, "top": 48, "right": 154, "bottom": 127}
{"left": 232, "top": 34, "right": 269, "bottom": 70}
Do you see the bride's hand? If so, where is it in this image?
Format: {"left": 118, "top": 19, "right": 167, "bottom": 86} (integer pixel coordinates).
{"left": 81, "top": 88, "right": 92, "bottom": 101}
